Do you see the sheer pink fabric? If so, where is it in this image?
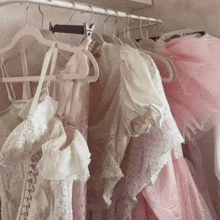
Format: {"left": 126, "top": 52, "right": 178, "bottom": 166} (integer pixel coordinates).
{"left": 131, "top": 148, "right": 217, "bottom": 220}
{"left": 154, "top": 35, "right": 220, "bottom": 142}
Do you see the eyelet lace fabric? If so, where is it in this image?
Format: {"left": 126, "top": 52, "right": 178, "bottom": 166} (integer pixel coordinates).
{"left": 1, "top": 41, "right": 91, "bottom": 219}
{"left": 17, "top": 116, "right": 91, "bottom": 220}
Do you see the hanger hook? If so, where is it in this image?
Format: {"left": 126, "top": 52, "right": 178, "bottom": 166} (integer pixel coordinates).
{"left": 113, "top": 11, "right": 119, "bottom": 26}
{"left": 38, "top": 4, "right": 44, "bottom": 29}
{"left": 87, "top": 5, "right": 94, "bottom": 23}
{"left": 26, "top": 0, "right": 30, "bottom": 25}
{"left": 104, "top": 8, "right": 109, "bottom": 23}
{"left": 103, "top": 8, "right": 109, "bottom": 35}
{"left": 139, "top": 16, "right": 144, "bottom": 39}
{"left": 123, "top": 13, "right": 130, "bottom": 37}
{"left": 69, "top": 3, "right": 76, "bottom": 24}
{"left": 113, "top": 11, "right": 119, "bottom": 37}
{"left": 145, "top": 18, "right": 151, "bottom": 39}
{"left": 127, "top": 14, "right": 132, "bottom": 37}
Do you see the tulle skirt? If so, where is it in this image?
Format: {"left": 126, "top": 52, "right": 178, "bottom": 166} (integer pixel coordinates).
{"left": 131, "top": 147, "right": 217, "bottom": 220}
{"left": 154, "top": 34, "right": 220, "bottom": 142}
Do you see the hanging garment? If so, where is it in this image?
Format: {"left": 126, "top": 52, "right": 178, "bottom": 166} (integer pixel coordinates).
{"left": 26, "top": 38, "right": 92, "bottom": 220}
{"left": 0, "top": 43, "right": 91, "bottom": 220}
{"left": 135, "top": 33, "right": 220, "bottom": 219}
{"left": 87, "top": 42, "right": 164, "bottom": 216}
{"left": 0, "top": 45, "right": 58, "bottom": 219}
{"left": 50, "top": 37, "right": 92, "bottom": 220}
{"left": 154, "top": 32, "right": 220, "bottom": 208}
{"left": 131, "top": 147, "right": 217, "bottom": 220}
{"left": 105, "top": 51, "right": 184, "bottom": 220}
{"left": 154, "top": 34, "right": 220, "bottom": 142}
{"left": 0, "top": 55, "right": 33, "bottom": 220}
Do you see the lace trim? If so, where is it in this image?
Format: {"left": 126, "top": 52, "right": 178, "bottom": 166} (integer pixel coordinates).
{"left": 0, "top": 118, "right": 46, "bottom": 166}
{"left": 87, "top": 135, "right": 124, "bottom": 210}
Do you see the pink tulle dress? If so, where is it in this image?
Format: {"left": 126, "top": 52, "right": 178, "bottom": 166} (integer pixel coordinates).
{"left": 155, "top": 34, "right": 220, "bottom": 142}
{"left": 130, "top": 34, "right": 220, "bottom": 220}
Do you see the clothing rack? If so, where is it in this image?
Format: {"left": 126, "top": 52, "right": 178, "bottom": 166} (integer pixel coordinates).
{"left": 0, "top": 0, "right": 162, "bottom": 25}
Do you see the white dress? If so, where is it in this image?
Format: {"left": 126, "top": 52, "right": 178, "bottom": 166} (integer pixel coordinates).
{"left": 88, "top": 42, "right": 164, "bottom": 215}
{"left": 106, "top": 50, "right": 185, "bottom": 220}
{"left": 0, "top": 44, "right": 91, "bottom": 220}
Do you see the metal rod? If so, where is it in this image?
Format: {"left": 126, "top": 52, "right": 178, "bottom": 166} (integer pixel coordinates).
{"left": 0, "top": 0, "right": 162, "bottom": 24}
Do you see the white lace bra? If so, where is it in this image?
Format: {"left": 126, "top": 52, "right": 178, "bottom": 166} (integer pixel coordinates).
{"left": 0, "top": 45, "right": 59, "bottom": 167}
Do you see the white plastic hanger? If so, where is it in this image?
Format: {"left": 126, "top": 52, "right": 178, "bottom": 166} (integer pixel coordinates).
{"left": 102, "top": 9, "right": 117, "bottom": 45}
{"left": 85, "top": 5, "right": 105, "bottom": 45}
{"left": 137, "top": 18, "right": 155, "bottom": 51}
{"left": 38, "top": 4, "right": 70, "bottom": 61}
{"left": 112, "top": 11, "right": 123, "bottom": 45}
{"left": 136, "top": 18, "right": 176, "bottom": 82}
{"left": 0, "top": 25, "right": 99, "bottom": 82}
{"left": 0, "top": 3, "right": 99, "bottom": 83}
{"left": 119, "top": 14, "right": 137, "bottom": 49}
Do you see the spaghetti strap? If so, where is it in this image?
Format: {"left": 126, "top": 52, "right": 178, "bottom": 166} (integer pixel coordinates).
{"left": 28, "top": 43, "right": 58, "bottom": 117}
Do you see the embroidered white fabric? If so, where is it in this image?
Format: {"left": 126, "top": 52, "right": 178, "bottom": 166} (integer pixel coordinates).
{"left": 0, "top": 93, "right": 91, "bottom": 219}
{"left": 0, "top": 95, "right": 58, "bottom": 166}
{"left": 0, "top": 100, "right": 31, "bottom": 220}
{"left": 0, "top": 40, "right": 92, "bottom": 219}
{"left": 25, "top": 118, "right": 91, "bottom": 220}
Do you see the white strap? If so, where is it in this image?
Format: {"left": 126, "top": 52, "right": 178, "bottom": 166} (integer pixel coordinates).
{"left": 28, "top": 43, "right": 58, "bottom": 117}
{"left": 68, "top": 81, "right": 81, "bottom": 125}
{"left": 20, "top": 48, "right": 32, "bottom": 100}
{"left": 0, "top": 58, "right": 16, "bottom": 102}
{"left": 56, "top": 81, "right": 80, "bottom": 126}
{"left": 56, "top": 81, "right": 73, "bottom": 118}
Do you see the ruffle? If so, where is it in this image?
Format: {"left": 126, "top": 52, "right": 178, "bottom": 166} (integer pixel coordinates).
{"left": 119, "top": 47, "right": 164, "bottom": 137}
{"left": 38, "top": 123, "right": 91, "bottom": 181}
{"left": 131, "top": 103, "right": 163, "bottom": 136}
{"left": 155, "top": 34, "right": 220, "bottom": 141}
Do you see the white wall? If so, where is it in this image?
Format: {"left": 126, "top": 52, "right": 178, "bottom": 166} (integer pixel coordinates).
{"left": 134, "top": 0, "right": 220, "bottom": 37}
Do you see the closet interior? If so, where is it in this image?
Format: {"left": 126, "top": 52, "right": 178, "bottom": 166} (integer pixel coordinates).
{"left": 0, "top": 0, "right": 220, "bottom": 219}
